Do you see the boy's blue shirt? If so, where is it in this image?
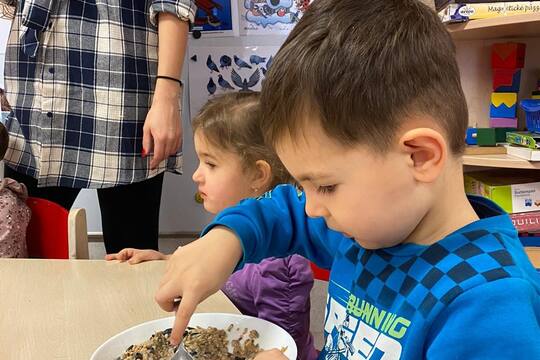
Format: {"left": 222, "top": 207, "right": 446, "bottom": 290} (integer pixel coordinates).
{"left": 203, "top": 184, "right": 540, "bottom": 359}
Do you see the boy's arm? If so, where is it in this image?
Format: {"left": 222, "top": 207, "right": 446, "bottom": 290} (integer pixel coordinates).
{"left": 156, "top": 185, "right": 342, "bottom": 344}
{"left": 426, "top": 278, "right": 540, "bottom": 358}
{"left": 202, "top": 184, "right": 342, "bottom": 269}
{"left": 156, "top": 226, "right": 244, "bottom": 344}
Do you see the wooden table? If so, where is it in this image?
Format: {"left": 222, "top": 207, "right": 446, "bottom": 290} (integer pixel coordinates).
{"left": 0, "top": 259, "right": 239, "bottom": 359}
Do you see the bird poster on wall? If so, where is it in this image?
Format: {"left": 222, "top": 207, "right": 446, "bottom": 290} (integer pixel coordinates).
{"left": 239, "top": 0, "right": 312, "bottom": 35}
{"left": 188, "top": 45, "right": 280, "bottom": 117}
{"left": 190, "top": 0, "right": 239, "bottom": 37}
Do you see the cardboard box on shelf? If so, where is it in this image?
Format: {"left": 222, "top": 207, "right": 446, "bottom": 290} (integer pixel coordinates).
{"left": 511, "top": 211, "right": 540, "bottom": 232}
{"left": 506, "top": 131, "right": 540, "bottom": 149}
{"left": 505, "top": 144, "right": 540, "bottom": 161}
{"left": 441, "top": 2, "right": 540, "bottom": 23}
{"left": 464, "top": 169, "right": 540, "bottom": 213}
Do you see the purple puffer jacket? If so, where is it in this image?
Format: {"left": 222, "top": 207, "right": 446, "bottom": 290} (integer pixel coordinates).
{"left": 223, "top": 254, "right": 318, "bottom": 360}
{"left": 0, "top": 178, "right": 30, "bottom": 258}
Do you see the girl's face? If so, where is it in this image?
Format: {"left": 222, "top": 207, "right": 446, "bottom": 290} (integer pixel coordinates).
{"left": 192, "top": 130, "right": 257, "bottom": 214}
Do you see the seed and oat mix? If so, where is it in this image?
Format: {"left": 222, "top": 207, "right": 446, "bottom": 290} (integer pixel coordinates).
{"left": 118, "top": 325, "right": 273, "bottom": 360}
{"left": 118, "top": 328, "right": 176, "bottom": 360}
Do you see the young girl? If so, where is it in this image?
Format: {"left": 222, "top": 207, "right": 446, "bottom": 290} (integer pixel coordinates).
{"left": 106, "top": 92, "right": 318, "bottom": 360}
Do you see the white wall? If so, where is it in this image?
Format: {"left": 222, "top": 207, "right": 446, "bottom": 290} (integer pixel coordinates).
{"left": 0, "top": 18, "right": 9, "bottom": 89}
{"left": 1, "top": 18, "right": 11, "bottom": 179}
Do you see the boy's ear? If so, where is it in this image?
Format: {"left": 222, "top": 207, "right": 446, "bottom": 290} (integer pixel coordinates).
{"left": 251, "top": 160, "right": 273, "bottom": 193}
{"left": 398, "top": 128, "right": 447, "bottom": 183}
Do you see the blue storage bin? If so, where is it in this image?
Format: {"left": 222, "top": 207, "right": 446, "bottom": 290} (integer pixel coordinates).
{"left": 521, "top": 99, "right": 540, "bottom": 133}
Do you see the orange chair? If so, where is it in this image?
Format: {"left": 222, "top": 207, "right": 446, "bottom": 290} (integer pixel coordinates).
{"left": 25, "top": 197, "right": 89, "bottom": 259}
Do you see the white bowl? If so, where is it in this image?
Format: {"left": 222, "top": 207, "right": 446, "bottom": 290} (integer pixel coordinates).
{"left": 91, "top": 313, "right": 297, "bottom": 359}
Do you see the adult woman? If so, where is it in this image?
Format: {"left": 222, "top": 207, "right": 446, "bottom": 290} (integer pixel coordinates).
{"left": 1, "top": 0, "right": 195, "bottom": 252}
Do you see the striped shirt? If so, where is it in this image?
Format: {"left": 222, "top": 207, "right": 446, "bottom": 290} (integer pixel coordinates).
{"left": 2, "top": 0, "right": 195, "bottom": 188}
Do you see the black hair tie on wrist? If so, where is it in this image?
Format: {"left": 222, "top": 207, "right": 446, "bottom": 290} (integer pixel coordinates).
{"left": 156, "top": 75, "right": 183, "bottom": 86}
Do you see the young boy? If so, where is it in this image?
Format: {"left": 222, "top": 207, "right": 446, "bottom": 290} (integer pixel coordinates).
{"left": 156, "top": 0, "right": 540, "bottom": 358}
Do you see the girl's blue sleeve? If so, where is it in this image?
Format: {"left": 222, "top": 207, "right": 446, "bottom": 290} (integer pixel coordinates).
{"left": 201, "top": 184, "right": 343, "bottom": 269}
{"left": 426, "top": 278, "right": 540, "bottom": 359}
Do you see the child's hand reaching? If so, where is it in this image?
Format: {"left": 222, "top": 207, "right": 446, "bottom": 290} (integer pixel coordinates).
{"left": 105, "top": 248, "right": 169, "bottom": 264}
{"left": 253, "top": 349, "right": 288, "bottom": 360}
{"left": 154, "top": 226, "right": 243, "bottom": 345}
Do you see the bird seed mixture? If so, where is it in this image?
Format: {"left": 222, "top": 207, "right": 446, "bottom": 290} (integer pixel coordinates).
{"left": 118, "top": 325, "right": 277, "bottom": 360}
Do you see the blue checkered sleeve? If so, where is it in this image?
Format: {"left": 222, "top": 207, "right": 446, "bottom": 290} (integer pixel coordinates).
{"left": 149, "top": 0, "right": 196, "bottom": 26}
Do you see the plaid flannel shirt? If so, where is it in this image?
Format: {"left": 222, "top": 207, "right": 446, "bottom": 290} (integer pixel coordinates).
{"left": 2, "top": 0, "right": 195, "bottom": 188}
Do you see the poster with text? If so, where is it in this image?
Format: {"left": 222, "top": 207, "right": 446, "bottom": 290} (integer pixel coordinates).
{"left": 188, "top": 45, "right": 280, "bottom": 117}
{"left": 239, "top": 0, "right": 312, "bottom": 35}
{"left": 190, "top": 0, "right": 239, "bottom": 37}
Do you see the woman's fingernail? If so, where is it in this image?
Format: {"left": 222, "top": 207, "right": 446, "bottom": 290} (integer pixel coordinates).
{"left": 141, "top": 148, "right": 147, "bottom": 157}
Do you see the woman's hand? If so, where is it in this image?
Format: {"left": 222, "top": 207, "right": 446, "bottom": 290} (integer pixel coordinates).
{"left": 143, "top": 79, "right": 182, "bottom": 169}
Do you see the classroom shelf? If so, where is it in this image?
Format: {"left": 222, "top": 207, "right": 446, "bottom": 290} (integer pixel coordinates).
{"left": 525, "top": 247, "right": 540, "bottom": 268}
{"left": 463, "top": 153, "right": 540, "bottom": 169}
{"left": 447, "top": 13, "right": 540, "bottom": 40}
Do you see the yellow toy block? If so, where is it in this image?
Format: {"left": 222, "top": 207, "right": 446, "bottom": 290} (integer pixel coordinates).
{"left": 491, "top": 93, "right": 517, "bottom": 119}
{"left": 491, "top": 93, "right": 517, "bottom": 107}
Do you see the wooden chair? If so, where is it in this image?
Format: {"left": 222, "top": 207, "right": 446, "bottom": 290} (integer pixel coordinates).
{"left": 26, "top": 197, "right": 89, "bottom": 259}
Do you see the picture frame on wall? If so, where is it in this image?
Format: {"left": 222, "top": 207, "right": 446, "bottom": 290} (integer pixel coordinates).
{"left": 239, "top": 0, "right": 313, "bottom": 35}
{"left": 190, "top": 0, "right": 240, "bottom": 37}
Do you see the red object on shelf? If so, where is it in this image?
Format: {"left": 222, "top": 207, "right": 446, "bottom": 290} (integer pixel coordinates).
{"left": 26, "top": 197, "right": 69, "bottom": 259}
{"left": 492, "top": 68, "right": 521, "bottom": 92}
{"left": 310, "top": 262, "right": 330, "bottom": 281}
{"left": 510, "top": 211, "right": 540, "bottom": 234}
{"left": 491, "top": 42, "right": 526, "bottom": 69}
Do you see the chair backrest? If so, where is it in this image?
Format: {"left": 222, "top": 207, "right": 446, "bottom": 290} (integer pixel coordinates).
{"left": 310, "top": 262, "right": 330, "bottom": 281}
{"left": 26, "top": 197, "right": 89, "bottom": 259}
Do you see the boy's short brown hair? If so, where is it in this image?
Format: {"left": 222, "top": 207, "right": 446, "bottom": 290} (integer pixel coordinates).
{"left": 260, "top": 0, "right": 468, "bottom": 155}
{"left": 192, "top": 92, "right": 291, "bottom": 188}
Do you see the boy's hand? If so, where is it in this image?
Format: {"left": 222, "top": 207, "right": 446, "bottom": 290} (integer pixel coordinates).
{"left": 155, "top": 226, "right": 243, "bottom": 345}
{"left": 253, "top": 349, "right": 288, "bottom": 360}
{"left": 105, "top": 248, "right": 168, "bottom": 264}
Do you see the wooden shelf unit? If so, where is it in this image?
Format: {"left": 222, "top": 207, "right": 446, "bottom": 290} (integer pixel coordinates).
{"left": 526, "top": 247, "right": 540, "bottom": 268}
{"left": 450, "top": 14, "right": 540, "bottom": 170}
{"left": 447, "top": 13, "right": 540, "bottom": 40}
{"left": 463, "top": 154, "right": 540, "bottom": 169}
